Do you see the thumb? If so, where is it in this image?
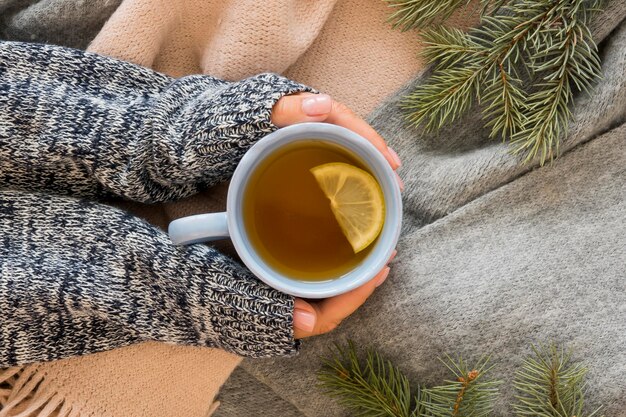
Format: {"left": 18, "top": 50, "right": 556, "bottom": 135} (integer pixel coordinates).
{"left": 293, "top": 298, "right": 319, "bottom": 339}
{"left": 271, "top": 93, "right": 333, "bottom": 127}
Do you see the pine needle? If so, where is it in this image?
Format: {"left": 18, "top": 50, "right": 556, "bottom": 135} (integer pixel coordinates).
{"left": 513, "top": 344, "right": 604, "bottom": 417}
{"left": 318, "top": 341, "right": 412, "bottom": 417}
{"left": 391, "top": 0, "right": 604, "bottom": 165}
{"left": 384, "top": 0, "right": 473, "bottom": 32}
{"left": 418, "top": 355, "right": 500, "bottom": 417}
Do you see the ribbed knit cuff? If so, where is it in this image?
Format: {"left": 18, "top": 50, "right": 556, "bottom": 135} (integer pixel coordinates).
{"left": 191, "top": 251, "right": 299, "bottom": 358}
{"left": 191, "top": 72, "right": 316, "bottom": 153}
{"left": 183, "top": 245, "right": 299, "bottom": 357}
{"left": 148, "top": 73, "right": 315, "bottom": 196}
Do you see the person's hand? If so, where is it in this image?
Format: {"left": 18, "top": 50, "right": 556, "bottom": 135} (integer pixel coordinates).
{"left": 292, "top": 250, "right": 397, "bottom": 338}
{"left": 271, "top": 93, "right": 403, "bottom": 339}
{"left": 271, "top": 93, "right": 403, "bottom": 185}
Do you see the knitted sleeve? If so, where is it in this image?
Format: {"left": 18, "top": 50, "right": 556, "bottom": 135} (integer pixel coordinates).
{"left": 0, "top": 40, "right": 309, "bottom": 364}
{"left": 0, "top": 189, "right": 297, "bottom": 366}
{"left": 0, "top": 41, "right": 312, "bottom": 202}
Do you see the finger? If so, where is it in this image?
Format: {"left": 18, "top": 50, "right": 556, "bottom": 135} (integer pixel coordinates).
{"left": 293, "top": 298, "right": 319, "bottom": 339}
{"left": 324, "top": 102, "right": 401, "bottom": 170}
{"left": 271, "top": 93, "right": 333, "bottom": 127}
{"left": 293, "top": 265, "right": 392, "bottom": 338}
{"left": 317, "top": 267, "right": 390, "bottom": 330}
{"left": 271, "top": 95, "right": 402, "bottom": 171}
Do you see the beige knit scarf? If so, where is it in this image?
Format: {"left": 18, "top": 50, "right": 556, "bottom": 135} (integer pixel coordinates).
{"left": 0, "top": 1, "right": 475, "bottom": 416}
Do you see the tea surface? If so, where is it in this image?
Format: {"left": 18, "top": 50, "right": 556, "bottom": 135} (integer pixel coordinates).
{"left": 243, "top": 141, "right": 376, "bottom": 281}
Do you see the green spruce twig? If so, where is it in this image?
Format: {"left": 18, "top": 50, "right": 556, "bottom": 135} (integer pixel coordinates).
{"left": 509, "top": 0, "right": 603, "bottom": 163}
{"left": 384, "top": 0, "right": 509, "bottom": 31}
{"left": 419, "top": 355, "right": 500, "bottom": 417}
{"left": 319, "top": 341, "right": 603, "bottom": 417}
{"left": 318, "top": 341, "right": 412, "bottom": 417}
{"left": 385, "top": 0, "right": 473, "bottom": 32}
{"left": 514, "top": 344, "right": 604, "bottom": 417}
{"left": 387, "top": 0, "right": 604, "bottom": 165}
{"left": 318, "top": 342, "right": 500, "bottom": 417}
{"left": 402, "top": 26, "right": 491, "bottom": 131}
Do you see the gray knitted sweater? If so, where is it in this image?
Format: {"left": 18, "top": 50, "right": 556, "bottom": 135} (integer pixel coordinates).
{"left": 0, "top": 40, "right": 312, "bottom": 366}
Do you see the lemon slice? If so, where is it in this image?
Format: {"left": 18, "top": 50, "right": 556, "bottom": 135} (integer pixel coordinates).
{"left": 310, "top": 162, "right": 385, "bottom": 253}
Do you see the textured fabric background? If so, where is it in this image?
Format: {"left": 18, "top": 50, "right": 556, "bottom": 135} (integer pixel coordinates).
{"left": 0, "top": 0, "right": 121, "bottom": 49}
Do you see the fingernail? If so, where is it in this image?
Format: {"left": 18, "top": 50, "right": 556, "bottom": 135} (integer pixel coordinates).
{"left": 388, "top": 249, "right": 397, "bottom": 263}
{"left": 387, "top": 147, "right": 402, "bottom": 168}
{"left": 376, "top": 267, "right": 391, "bottom": 288}
{"left": 302, "top": 94, "right": 332, "bottom": 116}
{"left": 395, "top": 172, "right": 405, "bottom": 192}
{"left": 294, "top": 309, "right": 316, "bottom": 332}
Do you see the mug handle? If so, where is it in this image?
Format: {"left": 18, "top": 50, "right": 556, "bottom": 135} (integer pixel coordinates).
{"left": 168, "top": 212, "right": 229, "bottom": 245}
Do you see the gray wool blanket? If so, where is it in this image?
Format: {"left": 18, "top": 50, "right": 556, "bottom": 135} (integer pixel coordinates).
{"left": 1, "top": 1, "right": 625, "bottom": 416}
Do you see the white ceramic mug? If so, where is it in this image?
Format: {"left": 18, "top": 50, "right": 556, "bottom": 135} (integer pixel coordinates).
{"left": 168, "top": 123, "right": 402, "bottom": 298}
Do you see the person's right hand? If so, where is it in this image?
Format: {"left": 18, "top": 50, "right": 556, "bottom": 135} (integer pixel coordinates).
{"left": 293, "top": 250, "right": 397, "bottom": 338}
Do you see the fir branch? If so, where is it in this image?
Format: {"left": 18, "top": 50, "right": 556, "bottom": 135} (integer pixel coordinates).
{"left": 419, "top": 355, "right": 500, "bottom": 417}
{"left": 403, "top": 65, "right": 486, "bottom": 131}
{"left": 402, "top": 25, "right": 493, "bottom": 130}
{"left": 319, "top": 341, "right": 603, "bottom": 417}
{"left": 510, "top": 0, "right": 603, "bottom": 164}
{"left": 419, "top": 26, "right": 487, "bottom": 68}
{"left": 318, "top": 342, "right": 500, "bottom": 417}
{"left": 481, "top": 61, "right": 526, "bottom": 139}
{"left": 397, "top": 0, "right": 604, "bottom": 165}
{"left": 410, "top": 386, "right": 430, "bottom": 417}
{"left": 474, "top": 14, "right": 534, "bottom": 140}
{"left": 480, "top": 0, "right": 509, "bottom": 16}
{"left": 384, "top": 0, "right": 472, "bottom": 32}
{"left": 318, "top": 341, "right": 412, "bottom": 417}
{"left": 384, "top": 0, "right": 510, "bottom": 31}
{"left": 514, "top": 344, "right": 604, "bottom": 417}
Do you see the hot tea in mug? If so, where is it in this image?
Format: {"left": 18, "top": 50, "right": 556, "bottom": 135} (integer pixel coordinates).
{"left": 243, "top": 140, "right": 382, "bottom": 281}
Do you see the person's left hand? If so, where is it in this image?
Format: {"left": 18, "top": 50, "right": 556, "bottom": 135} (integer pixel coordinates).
{"left": 271, "top": 93, "right": 403, "bottom": 339}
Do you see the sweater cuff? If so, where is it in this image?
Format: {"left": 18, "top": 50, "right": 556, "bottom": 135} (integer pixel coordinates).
{"left": 196, "top": 73, "right": 316, "bottom": 151}
{"left": 198, "top": 250, "right": 299, "bottom": 358}
{"left": 148, "top": 73, "right": 315, "bottom": 194}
